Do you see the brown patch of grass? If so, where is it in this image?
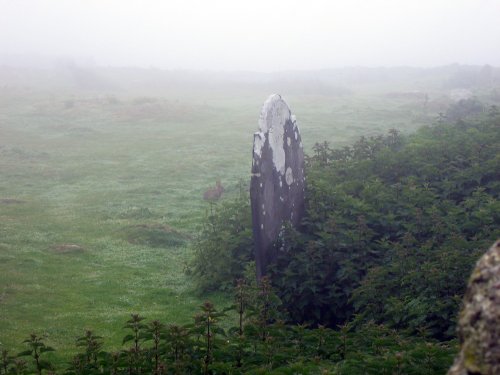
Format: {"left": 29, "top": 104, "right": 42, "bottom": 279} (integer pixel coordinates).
{"left": 52, "top": 244, "right": 84, "bottom": 254}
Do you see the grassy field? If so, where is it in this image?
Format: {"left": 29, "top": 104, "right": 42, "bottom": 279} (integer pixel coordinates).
{"left": 0, "top": 66, "right": 496, "bottom": 363}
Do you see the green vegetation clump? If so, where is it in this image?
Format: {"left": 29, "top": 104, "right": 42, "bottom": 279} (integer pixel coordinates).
{"left": 274, "top": 113, "right": 499, "bottom": 338}
{"left": 190, "top": 190, "right": 253, "bottom": 292}
{"left": 192, "top": 111, "right": 500, "bottom": 345}
{"left": 0, "top": 281, "right": 457, "bottom": 374}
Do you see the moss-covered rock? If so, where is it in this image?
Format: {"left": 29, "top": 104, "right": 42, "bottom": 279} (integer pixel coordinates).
{"left": 448, "top": 240, "right": 500, "bottom": 375}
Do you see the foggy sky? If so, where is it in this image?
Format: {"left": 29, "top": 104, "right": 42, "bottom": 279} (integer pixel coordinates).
{"left": 1, "top": 0, "right": 499, "bottom": 71}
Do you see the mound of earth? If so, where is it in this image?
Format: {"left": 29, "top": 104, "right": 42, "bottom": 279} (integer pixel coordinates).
{"left": 125, "top": 224, "right": 187, "bottom": 248}
{"left": 52, "top": 244, "right": 84, "bottom": 254}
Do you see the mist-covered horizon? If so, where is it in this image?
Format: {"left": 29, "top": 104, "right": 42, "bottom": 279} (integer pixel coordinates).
{"left": 1, "top": 0, "right": 499, "bottom": 72}
{"left": 1, "top": 52, "right": 499, "bottom": 73}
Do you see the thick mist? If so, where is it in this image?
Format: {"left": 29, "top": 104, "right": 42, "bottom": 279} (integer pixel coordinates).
{"left": 1, "top": 0, "right": 499, "bottom": 71}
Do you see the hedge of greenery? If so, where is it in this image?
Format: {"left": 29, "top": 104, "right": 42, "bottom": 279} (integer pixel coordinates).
{"left": 0, "top": 279, "right": 456, "bottom": 374}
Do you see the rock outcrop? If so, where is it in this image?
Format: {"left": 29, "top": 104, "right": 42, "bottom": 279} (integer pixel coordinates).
{"left": 250, "top": 94, "right": 305, "bottom": 279}
{"left": 448, "top": 240, "right": 500, "bottom": 375}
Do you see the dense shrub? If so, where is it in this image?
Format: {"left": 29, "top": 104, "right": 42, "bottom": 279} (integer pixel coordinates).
{"left": 190, "top": 189, "right": 254, "bottom": 293}
{"left": 271, "top": 112, "right": 499, "bottom": 338}
{"left": 191, "top": 109, "right": 499, "bottom": 341}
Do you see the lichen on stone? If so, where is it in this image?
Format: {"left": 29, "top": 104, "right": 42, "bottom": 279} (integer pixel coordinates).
{"left": 250, "top": 94, "right": 305, "bottom": 279}
{"left": 257, "top": 94, "right": 290, "bottom": 175}
{"left": 448, "top": 240, "right": 500, "bottom": 375}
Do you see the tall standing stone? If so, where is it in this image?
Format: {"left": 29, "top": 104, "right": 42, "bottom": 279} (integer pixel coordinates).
{"left": 250, "top": 94, "right": 305, "bottom": 279}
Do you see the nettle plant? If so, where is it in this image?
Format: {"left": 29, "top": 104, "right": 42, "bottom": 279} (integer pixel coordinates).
{"left": 17, "top": 333, "right": 55, "bottom": 375}
{"left": 1, "top": 279, "right": 456, "bottom": 374}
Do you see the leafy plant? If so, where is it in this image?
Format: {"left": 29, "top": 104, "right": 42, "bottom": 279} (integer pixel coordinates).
{"left": 122, "top": 314, "right": 147, "bottom": 374}
{"left": 190, "top": 187, "right": 254, "bottom": 292}
{"left": 1, "top": 349, "right": 13, "bottom": 375}
{"left": 17, "top": 334, "right": 54, "bottom": 375}
{"left": 143, "top": 320, "right": 165, "bottom": 375}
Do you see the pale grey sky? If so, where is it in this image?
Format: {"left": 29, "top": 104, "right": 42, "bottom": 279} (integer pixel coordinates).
{"left": 1, "top": 0, "right": 499, "bottom": 71}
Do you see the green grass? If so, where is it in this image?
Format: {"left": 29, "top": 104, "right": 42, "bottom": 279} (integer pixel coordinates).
{"left": 0, "top": 72, "right": 494, "bottom": 364}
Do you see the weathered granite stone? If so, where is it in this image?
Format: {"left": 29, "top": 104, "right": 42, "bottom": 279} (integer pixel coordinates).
{"left": 250, "top": 94, "right": 305, "bottom": 279}
{"left": 448, "top": 240, "right": 500, "bottom": 375}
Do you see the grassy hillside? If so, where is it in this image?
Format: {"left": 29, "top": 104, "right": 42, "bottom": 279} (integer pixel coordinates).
{"left": 0, "top": 65, "right": 498, "bottom": 363}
